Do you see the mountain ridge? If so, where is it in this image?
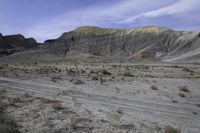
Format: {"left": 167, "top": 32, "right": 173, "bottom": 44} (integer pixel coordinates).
{"left": 0, "top": 26, "right": 200, "bottom": 63}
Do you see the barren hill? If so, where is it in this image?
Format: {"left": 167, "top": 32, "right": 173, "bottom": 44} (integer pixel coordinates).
{"left": 0, "top": 33, "right": 37, "bottom": 57}
{"left": 1, "top": 26, "right": 200, "bottom": 63}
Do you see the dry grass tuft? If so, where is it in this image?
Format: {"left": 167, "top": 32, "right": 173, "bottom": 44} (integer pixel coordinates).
{"left": 52, "top": 101, "right": 64, "bottom": 110}
{"left": 164, "top": 125, "right": 181, "bottom": 133}
{"left": 91, "top": 75, "right": 99, "bottom": 80}
{"left": 179, "top": 86, "right": 190, "bottom": 92}
{"left": 122, "top": 70, "right": 133, "bottom": 77}
{"left": 151, "top": 85, "right": 158, "bottom": 90}
{"left": 7, "top": 96, "right": 22, "bottom": 106}
{"left": 179, "top": 93, "right": 185, "bottom": 98}
{"left": 74, "top": 80, "right": 85, "bottom": 85}
{"left": 99, "top": 69, "right": 112, "bottom": 75}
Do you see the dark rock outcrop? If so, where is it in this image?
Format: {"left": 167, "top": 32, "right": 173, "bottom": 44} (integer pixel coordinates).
{"left": 0, "top": 34, "right": 37, "bottom": 57}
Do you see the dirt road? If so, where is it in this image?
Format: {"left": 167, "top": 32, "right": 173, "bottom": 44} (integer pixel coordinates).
{"left": 0, "top": 75, "right": 199, "bottom": 132}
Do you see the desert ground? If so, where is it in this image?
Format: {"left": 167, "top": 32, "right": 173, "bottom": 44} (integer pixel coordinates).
{"left": 0, "top": 60, "right": 200, "bottom": 133}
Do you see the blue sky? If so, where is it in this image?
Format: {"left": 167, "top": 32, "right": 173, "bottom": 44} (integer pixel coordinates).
{"left": 0, "top": 0, "right": 200, "bottom": 42}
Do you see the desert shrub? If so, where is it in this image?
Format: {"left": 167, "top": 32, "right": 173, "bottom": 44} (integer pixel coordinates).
{"left": 106, "top": 110, "right": 122, "bottom": 123}
{"left": 0, "top": 116, "right": 20, "bottom": 133}
{"left": 23, "top": 93, "right": 31, "bottom": 98}
{"left": 179, "top": 86, "right": 190, "bottom": 92}
{"left": 112, "top": 65, "right": 118, "bottom": 68}
{"left": 71, "top": 118, "right": 93, "bottom": 130}
{"left": 51, "top": 67, "right": 61, "bottom": 73}
{"left": 89, "top": 70, "right": 96, "bottom": 74}
{"left": 39, "top": 98, "right": 54, "bottom": 104}
{"left": 0, "top": 89, "right": 6, "bottom": 96}
{"left": 179, "top": 93, "right": 185, "bottom": 98}
{"left": 68, "top": 68, "right": 79, "bottom": 75}
{"left": 74, "top": 80, "right": 85, "bottom": 85}
{"left": 164, "top": 125, "right": 181, "bottom": 133}
{"left": 7, "top": 96, "right": 22, "bottom": 106}
{"left": 196, "top": 103, "right": 200, "bottom": 107}
{"left": 91, "top": 75, "right": 99, "bottom": 80}
{"left": 51, "top": 76, "right": 62, "bottom": 83}
{"left": 99, "top": 69, "right": 112, "bottom": 75}
{"left": 0, "top": 101, "right": 20, "bottom": 133}
{"left": 80, "top": 69, "right": 86, "bottom": 74}
{"left": 181, "top": 67, "right": 194, "bottom": 73}
{"left": 193, "top": 62, "right": 200, "bottom": 65}
{"left": 52, "top": 101, "right": 64, "bottom": 110}
{"left": 151, "top": 85, "right": 158, "bottom": 90}
{"left": 122, "top": 70, "right": 133, "bottom": 77}
{"left": 99, "top": 76, "right": 107, "bottom": 85}
{"left": 116, "top": 109, "right": 123, "bottom": 115}
{"left": 141, "top": 51, "right": 154, "bottom": 59}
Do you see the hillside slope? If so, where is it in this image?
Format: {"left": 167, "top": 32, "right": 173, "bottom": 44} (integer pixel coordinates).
{"left": 1, "top": 26, "right": 200, "bottom": 63}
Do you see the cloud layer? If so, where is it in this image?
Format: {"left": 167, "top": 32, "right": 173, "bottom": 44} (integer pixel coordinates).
{"left": 121, "top": 0, "right": 200, "bottom": 23}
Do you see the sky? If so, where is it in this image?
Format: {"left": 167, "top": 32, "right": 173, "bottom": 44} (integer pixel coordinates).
{"left": 0, "top": 0, "right": 200, "bottom": 42}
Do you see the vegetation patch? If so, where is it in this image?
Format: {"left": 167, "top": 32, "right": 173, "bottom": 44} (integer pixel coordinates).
{"left": 122, "top": 70, "right": 133, "bottom": 77}
{"left": 0, "top": 92, "right": 20, "bottom": 133}
{"left": 51, "top": 76, "right": 62, "bottom": 83}
{"left": 182, "top": 67, "right": 194, "bottom": 73}
{"left": 68, "top": 68, "right": 79, "bottom": 76}
{"left": 106, "top": 110, "right": 122, "bottom": 123}
{"left": 164, "top": 125, "right": 181, "bottom": 133}
{"left": 7, "top": 96, "right": 22, "bottom": 106}
{"left": 71, "top": 118, "right": 93, "bottom": 130}
{"left": 91, "top": 75, "right": 99, "bottom": 80}
{"left": 151, "top": 85, "right": 158, "bottom": 90}
{"left": 51, "top": 67, "right": 61, "bottom": 73}
{"left": 0, "top": 89, "right": 6, "bottom": 96}
{"left": 99, "top": 69, "right": 112, "bottom": 75}
{"left": 52, "top": 101, "right": 64, "bottom": 110}
{"left": 74, "top": 80, "right": 85, "bottom": 85}
{"left": 179, "top": 93, "right": 185, "bottom": 98}
{"left": 23, "top": 92, "right": 32, "bottom": 98}
{"left": 178, "top": 86, "right": 190, "bottom": 92}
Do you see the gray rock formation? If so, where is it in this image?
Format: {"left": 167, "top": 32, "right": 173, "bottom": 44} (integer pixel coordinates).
{"left": 1, "top": 26, "right": 200, "bottom": 62}
{"left": 43, "top": 26, "right": 200, "bottom": 62}
{"left": 0, "top": 34, "right": 37, "bottom": 57}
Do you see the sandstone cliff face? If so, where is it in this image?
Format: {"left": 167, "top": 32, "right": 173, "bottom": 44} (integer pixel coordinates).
{"left": 0, "top": 34, "right": 37, "bottom": 56}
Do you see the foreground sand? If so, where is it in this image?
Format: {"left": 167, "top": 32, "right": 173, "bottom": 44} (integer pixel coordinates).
{"left": 0, "top": 61, "right": 200, "bottom": 133}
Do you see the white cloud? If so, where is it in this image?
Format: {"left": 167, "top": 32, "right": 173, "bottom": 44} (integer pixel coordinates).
{"left": 121, "top": 0, "right": 200, "bottom": 23}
